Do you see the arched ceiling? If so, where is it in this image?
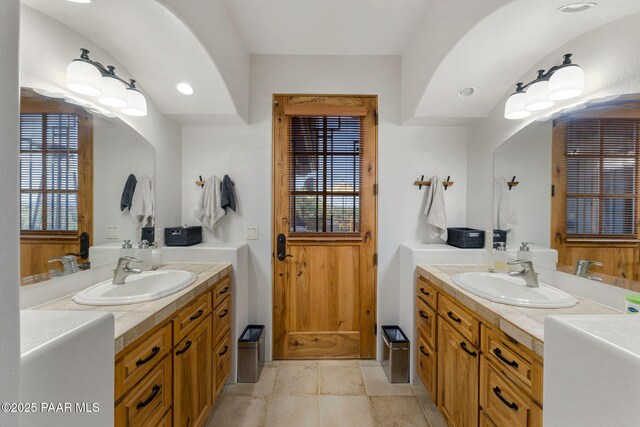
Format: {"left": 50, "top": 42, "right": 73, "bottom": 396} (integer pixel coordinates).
{"left": 223, "top": 0, "right": 431, "bottom": 55}
{"left": 21, "top": 0, "right": 248, "bottom": 125}
{"left": 405, "top": 0, "right": 640, "bottom": 125}
{"left": 20, "top": 0, "right": 640, "bottom": 126}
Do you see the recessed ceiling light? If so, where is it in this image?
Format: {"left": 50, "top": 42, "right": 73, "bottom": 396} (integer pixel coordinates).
{"left": 176, "top": 82, "right": 194, "bottom": 95}
{"left": 457, "top": 86, "right": 476, "bottom": 99}
{"left": 66, "top": 0, "right": 93, "bottom": 3}
{"left": 557, "top": 2, "right": 597, "bottom": 13}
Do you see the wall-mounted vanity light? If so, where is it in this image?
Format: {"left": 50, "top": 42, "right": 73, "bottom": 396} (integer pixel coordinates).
{"left": 66, "top": 48, "right": 147, "bottom": 117}
{"left": 504, "top": 53, "right": 584, "bottom": 120}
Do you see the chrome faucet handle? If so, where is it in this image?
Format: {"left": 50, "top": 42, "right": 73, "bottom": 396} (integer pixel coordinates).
{"left": 48, "top": 255, "right": 79, "bottom": 274}
{"left": 508, "top": 259, "right": 533, "bottom": 267}
{"left": 118, "top": 256, "right": 143, "bottom": 265}
{"left": 575, "top": 259, "right": 603, "bottom": 281}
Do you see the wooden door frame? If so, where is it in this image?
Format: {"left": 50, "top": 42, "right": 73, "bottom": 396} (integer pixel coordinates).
{"left": 271, "top": 94, "right": 378, "bottom": 359}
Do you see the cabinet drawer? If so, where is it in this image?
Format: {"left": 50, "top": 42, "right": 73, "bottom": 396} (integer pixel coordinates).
{"left": 116, "top": 324, "right": 172, "bottom": 400}
{"left": 213, "top": 296, "right": 231, "bottom": 345}
{"left": 416, "top": 277, "right": 437, "bottom": 309}
{"left": 480, "top": 409, "right": 498, "bottom": 427}
{"left": 438, "top": 293, "right": 480, "bottom": 347}
{"left": 117, "top": 355, "right": 172, "bottom": 427}
{"left": 212, "top": 276, "right": 231, "bottom": 308}
{"left": 482, "top": 326, "right": 542, "bottom": 402}
{"left": 214, "top": 331, "right": 231, "bottom": 397}
{"left": 480, "top": 357, "right": 540, "bottom": 427}
{"left": 173, "top": 291, "right": 211, "bottom": 343}
{"left": 417, "top": 333, "right": 437, "bottom": 403}
{"left": 157, "top": 409, "right": 172, "bottom": 427}
{"left": 416, "top": 298, "right": 437, "bottom": 350}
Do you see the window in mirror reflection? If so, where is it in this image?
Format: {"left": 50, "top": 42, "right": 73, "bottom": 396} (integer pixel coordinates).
{"left": 564, "top": 118, "right": 637, "bottom": 237}
{"left": 19, "top": 88, "right": 93, "bottom": 283}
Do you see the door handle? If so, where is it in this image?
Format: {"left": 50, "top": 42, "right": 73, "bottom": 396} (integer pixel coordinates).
{"left": 277, "top": 234, "right": 293, "bottom": 261}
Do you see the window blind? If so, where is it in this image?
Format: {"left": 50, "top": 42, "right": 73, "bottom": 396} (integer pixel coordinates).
{"left": 565, "top": 118, "right": 639, "bottom": 237}
{"left": 288, "top": 115, "right": 363, "bottom": 235}
{"left": 20, "top": 113, "right": 79, "bottom": 232}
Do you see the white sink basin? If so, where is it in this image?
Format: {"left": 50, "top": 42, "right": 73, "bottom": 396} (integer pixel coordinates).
{"left": 452, "top": 272, "right": 577, "bottom": 308}
{"left": 73, "top": 270, "right": 196, "bottom": 306}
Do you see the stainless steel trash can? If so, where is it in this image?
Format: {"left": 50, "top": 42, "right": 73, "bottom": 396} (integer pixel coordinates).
{"left": 382, "top": 325, "right": 409, "bottom": 383}
{"left": 237, "top": 325, "right": 265, "bottom": 383}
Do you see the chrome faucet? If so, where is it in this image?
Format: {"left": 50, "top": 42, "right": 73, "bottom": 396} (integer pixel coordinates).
{"left": 508, "top": 259, "right": 539, "bottom": 288}
{"left": 48, "top": 255, "right": 79, "bottom": 276}
{"left": 575, "top": 260, "right": 603, "bottom": 282}
{"left": 113, "top": 256, "right": 143, "bottom": 285}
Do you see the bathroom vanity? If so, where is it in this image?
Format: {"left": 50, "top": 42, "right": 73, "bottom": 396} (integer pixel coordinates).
{"left": 415, "top": 264, "right": 619, "bottom": 427}
{"left": 33, "top": 262, "right": 232, "bottom": 427}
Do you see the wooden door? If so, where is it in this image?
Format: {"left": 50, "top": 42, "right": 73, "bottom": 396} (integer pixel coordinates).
{"left": 438, "top": 319, "right": 479, "bottom": 427}
{"left": 173, "top": 316, "right": 212, "bottom": 427}
{"left": 20, "top": 88, "right": 93, "bottom": 282}
{"left": 272, "top": 95, "right": 377, "bottom": 359}
{"left": 550, "top": 113, "right": 640, "bottom": 282}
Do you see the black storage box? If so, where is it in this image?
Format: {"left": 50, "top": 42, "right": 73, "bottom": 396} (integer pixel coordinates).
{"left": 164, "top": 226, "right": 202, "bottom": 246}
{"left": 447, "top": 227, "right": 485, "bottom": 249}
{"left": 493, "top": 229, "right": 507, "bottom": 246}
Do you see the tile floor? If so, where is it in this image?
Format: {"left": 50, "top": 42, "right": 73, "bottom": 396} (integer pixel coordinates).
{"left": 206, "top": 360, "right": 447, "bottom": 427}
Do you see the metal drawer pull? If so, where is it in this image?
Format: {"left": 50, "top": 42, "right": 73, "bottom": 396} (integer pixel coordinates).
{"left": 419, "top": 310, "right": 429, "bottom": 320}
{"left": 419, "top": 346, "right": 430, "bottom": 357}
{"left": 218, "top": 287, "right": 229, "bottom": 295}
{"left": 218, "top": 309, "right": 229, "bottom": 318}
{"left": 176, "top": 340, "right": 192, "bottom": 355}
{"left": 493, "top": 386, "right": 519, "bottom": 411}
{"left": 189, "top": 309, "right": 204, "bottom": 321}
{"left": 136, "top": 346, "right": 160, "bottom": 366}
{"left": 493, "top": 348, "right": 519, "bottom": 368}
{"left": 219, "top": 345, "right": 229, "bottom": 356}
{"left": 460, "top": 341, "right": 477, "bottom": 357}
{"left": 419, "top": 288, "right": 430, "bottom": 296}
{"left": 447, "top": 311, "right": 462, "bottom": 323}
{"left": 136, "top": 384, "right": 161, "bottom": 409}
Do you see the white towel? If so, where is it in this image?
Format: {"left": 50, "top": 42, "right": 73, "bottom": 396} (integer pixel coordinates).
{"left": 495, "top": 176, "right": 517, "bottom": 230}
{"left": 130, "top": 174, "right": 154, "bottom": 226}
{"left": 193, "top": 175, "right": 226, "bottom": 231}
{"left": 423, "top": 175, "right": 448, "bottom": 241}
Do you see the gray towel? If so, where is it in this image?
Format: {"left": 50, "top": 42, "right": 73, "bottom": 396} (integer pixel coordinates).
{"left": 220, "top": 175, "right": 237, "bottom": 213}
{"left": 120, "top": 174, "right": 137, "bottom": 211}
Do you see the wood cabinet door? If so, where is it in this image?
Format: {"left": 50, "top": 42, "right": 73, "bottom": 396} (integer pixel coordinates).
{"left": 173, "top": 315, "right": 212, "bottom": 427}
{"left": 438, "top": 318, "right": 479, "bottom": 427}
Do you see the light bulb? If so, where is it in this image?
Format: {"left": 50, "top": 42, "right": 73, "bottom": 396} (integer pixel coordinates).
{"left": 66, "top": 60, "right": 102, "bottom": 96}
{"left": 98, "top": 75, "right": 127, "bottom": 107}
{"left": 525, "top": 80, "right": 554, "bottom": 111}
{"left": 548, "top": 65, "right": 584, "bottom": 101}
{"left": 504, "top": 91, "right": 531, "bottom": 120}
{"left": 122, "top": 88, "right": 148, "bottom": 117}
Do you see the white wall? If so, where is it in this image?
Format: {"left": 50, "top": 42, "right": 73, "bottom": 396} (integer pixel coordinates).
{"left": 467, "top": 12, "right": 640, "bottom": 235}
{"left": 494, "top": 122, "right": 552, "bottom": 248}
{"left": 93, "top": 116, "right": 155, "bottom": 244}
{"left": 0, "top": 0, "right": 21, "bottom": 423}
{"left": 182, "top": 55, "right": 468, "bottom": 359}
{"left": 20, "top": 6, "right": 182, "bottom": 233}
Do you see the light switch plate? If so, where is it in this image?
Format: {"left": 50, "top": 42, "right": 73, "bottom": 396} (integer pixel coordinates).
{"left": 106, "top": 225, "right": 120, "bottom": 239}
{"left": 245, "top": 226, "right": 259, "bottom": 240}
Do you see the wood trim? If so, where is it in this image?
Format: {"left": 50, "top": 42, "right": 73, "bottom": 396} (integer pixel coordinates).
{"left": 284, "top": 104, "right": 368, "bottom": 117}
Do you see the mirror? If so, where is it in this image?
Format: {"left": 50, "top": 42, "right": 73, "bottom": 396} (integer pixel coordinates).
{"left": 20, "top": 89, "right": 155, "bottom": 284}
{"left": 494, "top": 96, "right": 640, "bottom": 292}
